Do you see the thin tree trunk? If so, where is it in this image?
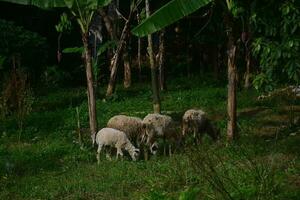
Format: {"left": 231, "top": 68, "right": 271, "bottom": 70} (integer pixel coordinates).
{"left": 123, "top": 51, "right": 131, "bottom": 88}
{"left": 146, "top": 0, "right": 161, "bottom": 113}
{"left": 106, "top": 8, "right": 135, "bottom": 97}
{"left": 82, "top": 34, "right": 97, "bottom": 136}
{"left": 137, "top": 11, "right": 142, "bottom": 82}
{"left": 225, "top": 13, "right": 238, "bottom": 141}
{"left": 158, "top": 30, "right": 166, "bottom": 91}
{"left": 244, "top": 53, "right": 251, "bottom": 89}
{"left": 98, "top": 8, "right": 116, "bottom": 40}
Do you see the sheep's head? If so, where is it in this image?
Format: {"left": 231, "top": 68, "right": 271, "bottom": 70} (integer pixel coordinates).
{"left": 141, "top": 124, "right": 159, "bottom": 155}
{"left": 142, "top": 124, "right": 156, "bottom": 146}
{"left": 150, "top": 142, "right": 159, "bottom": 155}
{"left": 182, "top": 118, "right": 192, "bottom": 136}
{"left": 131, "top": 148, "right": 140, "bottom": 161}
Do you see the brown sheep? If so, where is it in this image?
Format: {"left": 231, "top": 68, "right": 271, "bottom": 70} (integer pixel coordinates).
{"left": 142, "top": 113, "right": 181, "bottom": 156}
{"left": 182, "top": 109, "right": 220, "bottom": 144}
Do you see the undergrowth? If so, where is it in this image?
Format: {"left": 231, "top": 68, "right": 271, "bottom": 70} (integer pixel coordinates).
{"left": 0, "top": 76, "right": 299, "bottom": 199}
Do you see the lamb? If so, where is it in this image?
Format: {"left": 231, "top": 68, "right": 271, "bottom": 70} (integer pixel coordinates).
{"left": 142, "top": 113, "right": 181, "bottom": 156}
{"left": 182, "top": 109, "right": 220, "bottom": 143}
{"left": 94, "top": 128, "right": 140, "bottom": 163}
{"left": 107, "top": 115, "right": 143, "bottom": 146}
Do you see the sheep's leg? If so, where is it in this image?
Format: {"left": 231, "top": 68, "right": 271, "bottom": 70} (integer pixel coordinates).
{"left": 193, "top": 128, "right": 198, "bottom": 145}
{"left": 116, "top": 148, "right": 124, "bottom": 160}
{"left": 97, "top": 144, "right": 103, "bottom": 165}
{"left": 105, "top": 147, "right": 112, "bottom": 161}
{"left": 168, "top": 144, "right": 172, "bottom": 157}
{"left": 143, "top": 146, "right": 149, "bottom": 161}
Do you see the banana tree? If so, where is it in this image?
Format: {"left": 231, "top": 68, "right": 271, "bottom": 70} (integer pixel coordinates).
{"left": 0, "top": 0, "right": 112, "bottom": 140}
{"left": 132, "top": 0, "right": 240, "bottom": 141}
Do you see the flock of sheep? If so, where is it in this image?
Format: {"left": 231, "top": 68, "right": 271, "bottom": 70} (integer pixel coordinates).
{"left": 92, "top": 109, "right": 220, "bottom": 163}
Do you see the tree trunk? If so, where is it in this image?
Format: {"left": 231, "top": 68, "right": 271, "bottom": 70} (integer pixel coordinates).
{"left": 137, "top": 11, "right": 142, "bottom": 82}
{"left": 158, "top": 30, "right": 166, "bottom": 91}
{"left": 123, "top": 51, "right": 131, "bottom": 88}
{"left": 98, "top": 8, "right": 116, "bottom": 40}
{"left": 106, "top": 8, "right": 135, "bottom": 97}
{"left": 146, "top": 0, "right": 161, "bottom": 113}
{"left": 225, "top": 13, "right": 238, "bottom": 141}
{"left": 244, "top": 53, "right": 251, "bottom": 89}
{"left": 82, "top": 34, "right": 97, "bottom": 136}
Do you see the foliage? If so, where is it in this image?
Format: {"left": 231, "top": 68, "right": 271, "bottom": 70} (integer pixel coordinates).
{"left": 62, "top": 0, "right": 112, "bottom": 34}
{"left": 55, "top": 13, "right": 72, "bottom": 33}
{"left": 62, "top": 47, "right": 84, "bottom": 54}
{"left": 251, "top": 0, "right": 300, "bottom": 91}
{"left": 0, "top": 69, "right": 34, "bottom": 140}
{"left": 188, "top": 145, "right": 279, "bottom": 199}
{"left": 0, "top": 0, "right": 66, "bottom": 9}
{"left": 41, "top": 65, "right": 71, "bottom": 88}
{"left": 0, "top": 19, "right": 48, "bottom": 75}
{"left": 132, "top": 0, "right": 213, "bottom": 37}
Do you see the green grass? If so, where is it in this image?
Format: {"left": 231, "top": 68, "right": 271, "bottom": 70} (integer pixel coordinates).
{"left": 0, "top": 76, "right": 299, "bottom": 199}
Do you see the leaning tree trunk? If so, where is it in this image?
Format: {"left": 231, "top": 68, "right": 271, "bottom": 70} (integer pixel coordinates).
{"left": 146, "top": 0, "right": 161, "bottom": 113}
{"left": 123, "top": 50, "right": 131, "bottom": 88}
{"left": 225, "top": 13, "right": 238, "bottom": 141}
{"left": 244, "top": 31, "right": 251, "bottom": 89}
{"left": 158, "top": 30, "right": 166, "bottom": 91}
{"left": 106, "top": 8, "right": 135, "bottom": 97}
{"left": 82, "top": 33, "right": 97, "bottom": 136}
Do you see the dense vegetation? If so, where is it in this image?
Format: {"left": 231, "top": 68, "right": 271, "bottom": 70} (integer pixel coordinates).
{"left": 1, "top": 78, "right": 299, "bottom": 199}
{"left": 0, "top": 0, "right": 299, "bottom": 199}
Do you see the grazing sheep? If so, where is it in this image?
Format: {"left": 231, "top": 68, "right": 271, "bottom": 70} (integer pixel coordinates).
{"left": 182, "top": 109, "right": 220, "bottom": 143}
{"left": 142, "top": 113, "right": 181, "bottom": 156}
{"left": 107, "top": 115, "right": 143, "bottom": 146}
{"left": 94, "top": 128, "right": 140, "bottom": 163}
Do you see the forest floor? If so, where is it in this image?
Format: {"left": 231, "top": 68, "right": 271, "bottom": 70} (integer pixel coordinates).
{"left": 0, "top": 76, "right": 299, "bottom": 199}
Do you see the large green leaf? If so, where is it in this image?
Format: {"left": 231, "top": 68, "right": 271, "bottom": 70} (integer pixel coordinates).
{"left": 0, "top": 0, "right": 66, "bottom": 8}
{"left": 132, "top": 0, "right": 212, "bottom": 37}
{"left": 96, "top": 40, "right": 117, "bottom": 56}
{"left": 0, "top": 0, "right": 112, "bottom": 9}
{"left": 98, "top": 0, "right": 112, "bottom": 7}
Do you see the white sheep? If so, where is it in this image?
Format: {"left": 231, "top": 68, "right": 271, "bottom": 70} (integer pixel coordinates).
{"left": 182, "top": 109, "right": 220, "bottom": 143}
{"left": 142, "top": 113, "right": 181, "bottom": 156}
{"left": 94, "top": 128, "right": 140, "bottom": 163}
{"left": 107, "top": 115, "right": 143, "bottom": 145}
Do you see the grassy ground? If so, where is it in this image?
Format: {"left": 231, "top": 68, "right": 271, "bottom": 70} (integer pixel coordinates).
{"left": 0, "top": 76, "right": 299, "bottom": 199}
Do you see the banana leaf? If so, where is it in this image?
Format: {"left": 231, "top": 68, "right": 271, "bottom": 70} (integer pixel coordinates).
{"left": 132, "top": 0, "right": 212, "bottom": 37}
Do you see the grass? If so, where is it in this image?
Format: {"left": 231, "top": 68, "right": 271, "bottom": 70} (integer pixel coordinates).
{"left": 0, "top": 76, "right": 299, "bottom": 199}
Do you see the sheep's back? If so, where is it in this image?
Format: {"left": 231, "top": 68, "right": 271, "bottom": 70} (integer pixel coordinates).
{"left": 96, "top": 128, "right": 127, "bottom": 145}
{"left": 107, "top": 115, "right": 142, "bottom": 138}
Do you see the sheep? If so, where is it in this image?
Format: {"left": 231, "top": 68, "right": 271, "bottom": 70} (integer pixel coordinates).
{"left": 107, "top": 115, "right": 143, "bottom": 146}
{"left": 142, "top": 113, "right": 181, "bottom": 156}
{"left": 94, "top": 128, "right": 140, "bottom": 164}
{"left": 182, "top": 109, "right": 220, "bottom": 144}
